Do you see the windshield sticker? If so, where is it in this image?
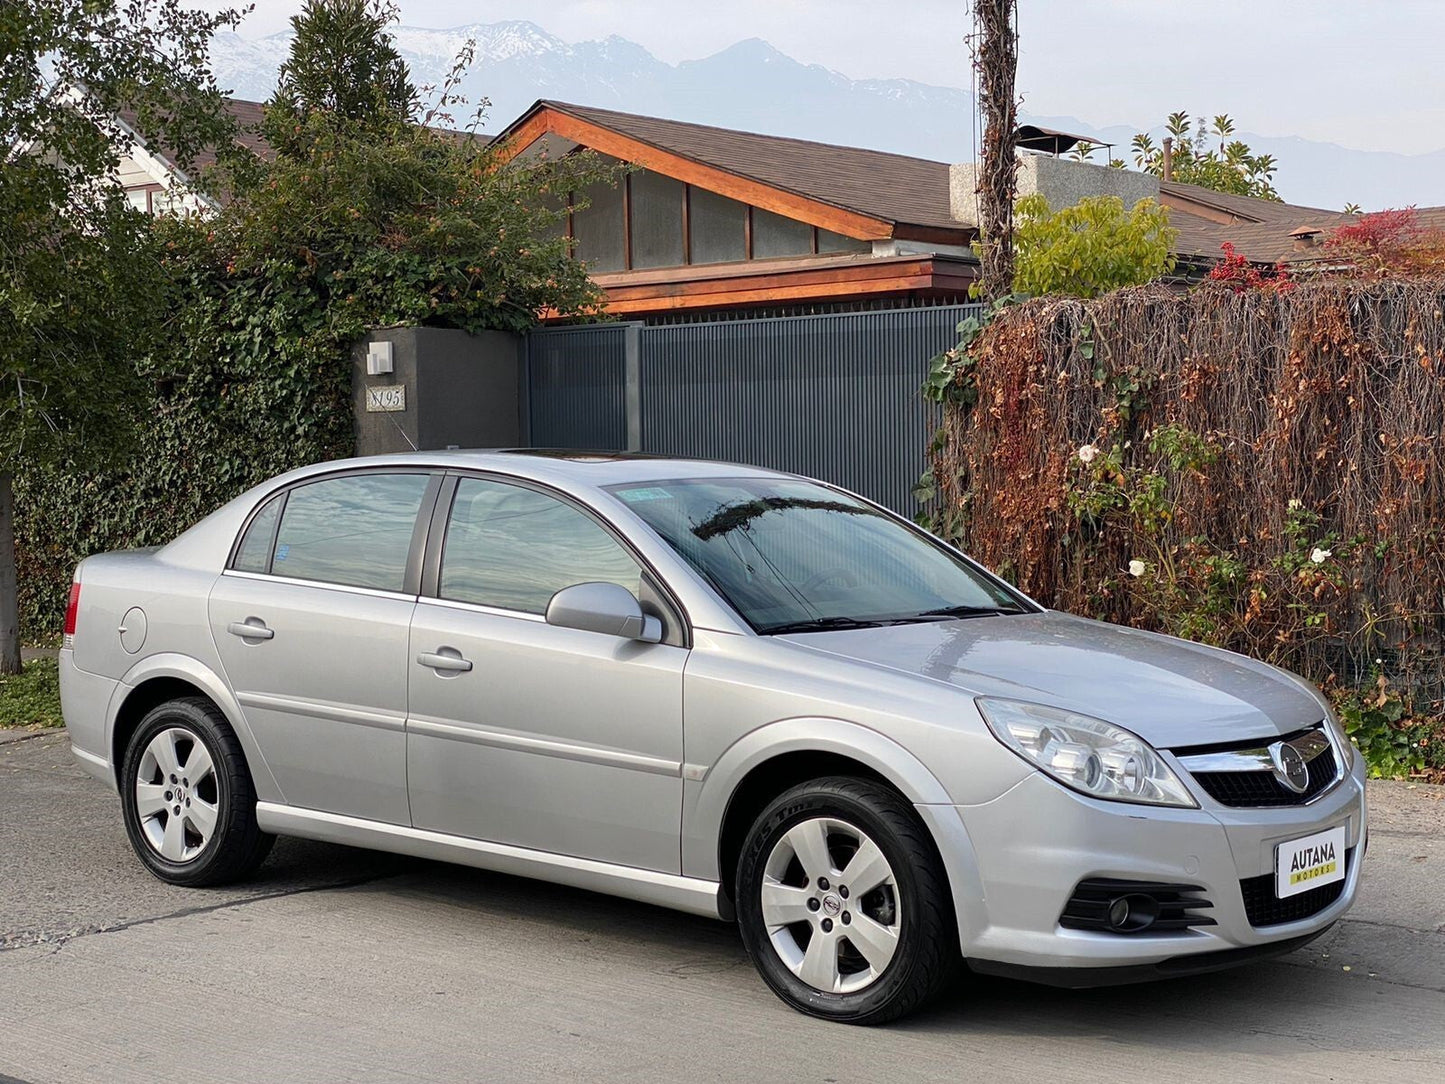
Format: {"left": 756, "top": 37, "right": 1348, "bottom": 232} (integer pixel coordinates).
{"left": 617, "top": 487, "right": 672, "bottom": 503}
{"left": 275, "top": 544, "right": 290, "bottom": 562}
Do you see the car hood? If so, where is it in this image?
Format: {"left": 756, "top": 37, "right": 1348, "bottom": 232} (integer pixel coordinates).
{"left": 782, "top": 611, "right": 1323, "bottom": 749}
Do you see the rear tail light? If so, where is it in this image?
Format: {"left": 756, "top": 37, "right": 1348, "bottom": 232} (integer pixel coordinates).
{"left": 63, "top": 581, "right": 81, "bottom": 649}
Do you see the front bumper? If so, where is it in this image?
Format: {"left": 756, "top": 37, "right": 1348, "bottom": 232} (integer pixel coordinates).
{"left": 929, "top": 748, "right": 1367, "bottom": 977}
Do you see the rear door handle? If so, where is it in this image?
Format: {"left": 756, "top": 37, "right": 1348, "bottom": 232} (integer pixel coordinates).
{"left": 227, "top": 620, "right": 274, "bottom": 641}
{"left": 417, "top": 649, "right": 472, "bottom": 673}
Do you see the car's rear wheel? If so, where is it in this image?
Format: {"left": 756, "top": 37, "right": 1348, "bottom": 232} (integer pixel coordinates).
{"left": 735, "top": 776, "right": 958, "bottom": 1024}
{"left": 119, "top": 697, "right": 273, "bottom": 886}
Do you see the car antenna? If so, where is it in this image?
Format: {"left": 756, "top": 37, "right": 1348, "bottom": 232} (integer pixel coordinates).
{"left": 382, "top": 408, "right": 419, "bottom": 452}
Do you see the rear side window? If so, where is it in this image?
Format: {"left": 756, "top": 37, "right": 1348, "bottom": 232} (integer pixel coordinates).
{"left": 269, "top": 473, "right": 431, "bottom": 592}
{"left": 232, "top": 494, "right": 284, "bottom": 574}
{"left": 439, "top": 478, "right": 642, "bottom": 613}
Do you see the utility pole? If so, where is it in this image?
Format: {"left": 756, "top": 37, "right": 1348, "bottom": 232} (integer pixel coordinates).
{"left": 974, "top": 0, "right": 1019, "bottom": 301}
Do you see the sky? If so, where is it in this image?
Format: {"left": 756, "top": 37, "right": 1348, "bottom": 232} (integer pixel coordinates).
{"left": 205, "top": 0, "right": 1445, "bottom": 156}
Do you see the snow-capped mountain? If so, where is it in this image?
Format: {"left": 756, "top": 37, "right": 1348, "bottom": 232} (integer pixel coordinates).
{"left": 208, "top": 21, "right": 1444, "bottom": 212}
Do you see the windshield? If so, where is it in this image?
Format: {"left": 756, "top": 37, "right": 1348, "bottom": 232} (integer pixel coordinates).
{"left": 606, "top": 478, "right": 1030, "bottom": 633}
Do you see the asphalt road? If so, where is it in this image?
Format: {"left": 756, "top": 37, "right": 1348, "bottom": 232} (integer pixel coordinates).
{"left": 3, "top": 728, "right": 1444, "bottom": 1083}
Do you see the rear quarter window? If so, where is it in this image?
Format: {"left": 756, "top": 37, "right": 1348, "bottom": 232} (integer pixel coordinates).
{"left": 232, "top": 493, "right": 284, "bottom": 574}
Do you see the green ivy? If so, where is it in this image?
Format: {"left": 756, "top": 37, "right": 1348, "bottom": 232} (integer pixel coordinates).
{"left": 1333, "top": 678, "right": 1435, "bottom": 779}
{"left": 15, "top": 106, "right": 609, "bottom": 639}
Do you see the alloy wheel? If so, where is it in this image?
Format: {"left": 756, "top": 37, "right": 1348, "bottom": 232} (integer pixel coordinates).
{"left": 760, "top": 816, "right": 902, "bottom": 994}
{"left": 134, "top": 727, "right": 220, "bottom": 863}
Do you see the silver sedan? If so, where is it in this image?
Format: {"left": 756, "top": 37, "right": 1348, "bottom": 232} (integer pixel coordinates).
{"left": 60, "top": 451, "right": 1366, "bottom": 1023}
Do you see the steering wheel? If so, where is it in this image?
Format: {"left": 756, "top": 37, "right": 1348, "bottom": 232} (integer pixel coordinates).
{"left": 799, "top": 567, "right": 860, "bottom": 594}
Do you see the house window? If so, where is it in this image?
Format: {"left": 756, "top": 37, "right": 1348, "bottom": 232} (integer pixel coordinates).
{"left": 689, "top": 188, "right": 748, "bottom": 265}
{"left": 573, "top": 178, "right": 626, "bottom": 272}
{"left": 558, "top": 161, "right": 870, "bottom": 271}
{"left": 817, "top": 228, "right": 871, "bottom": 255}
{"left": 753, "top": 207, "right": 814, "bottom": 259}
{"left": 630, "top": 171, "right": 685, "bottom": 269}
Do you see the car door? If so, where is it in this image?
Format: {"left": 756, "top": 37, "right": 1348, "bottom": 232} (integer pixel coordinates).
{"left": 406, "top": 474, "right": 688, "bottom": 873}
{"left": 208, "top": 470, "right": 438, "bottom": 825}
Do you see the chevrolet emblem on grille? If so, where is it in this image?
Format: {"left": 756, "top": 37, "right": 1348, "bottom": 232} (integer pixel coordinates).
{"left": 1268, "top": 740, "right": 1311, "bottom": 793}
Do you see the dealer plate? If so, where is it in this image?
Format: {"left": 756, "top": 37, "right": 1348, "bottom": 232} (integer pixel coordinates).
{"left": 1275, "top": 824, "right": 1346, "bottom": 900}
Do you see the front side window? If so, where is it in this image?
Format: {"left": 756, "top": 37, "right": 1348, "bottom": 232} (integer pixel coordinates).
{"left": 269, "top": 473, "right": 431, "bottom": 591}
{"left": 439, "top": 478, "right": 642, "bottom": 614}
{"left": 608, "top": 478, "right": 1027, "bottom": 633}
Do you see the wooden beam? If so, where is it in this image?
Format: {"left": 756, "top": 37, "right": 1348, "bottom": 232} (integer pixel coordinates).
{"left": 681, "top": 184, "right": 692, "bottom": 265}
{"left": 567, "top": 256, "right": 978, "bottom": 316}
{"left": 891, "top": 223, "right": 976, "bottom": 246}
{"left": 600, "top": 275, "right": 940, "bottom": 314}
{"left": 497, "top": 107, "right": 895, "bottom": 241}
{"left": 622, "top": 173, "right": 633, "bottom": 270}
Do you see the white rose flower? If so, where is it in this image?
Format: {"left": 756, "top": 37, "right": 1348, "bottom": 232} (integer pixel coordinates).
{"left": 1077, "top": 444, "right": 1099, "bottom": 464}
{"left": 1128, "top": 559, "right": 1146, "bottom": 577}
{"left": 1310, "top": 547, "right": 1332, "bottom": 564}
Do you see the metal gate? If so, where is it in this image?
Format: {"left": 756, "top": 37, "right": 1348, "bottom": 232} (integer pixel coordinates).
{"left": 525, "top": 305, "right": 979, "bottom": 515}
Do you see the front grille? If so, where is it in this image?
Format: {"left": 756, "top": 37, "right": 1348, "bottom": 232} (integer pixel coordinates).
{"left": 1175, "top": 723, "right": 1342, "bottom": 809}
{"left": 1192, "top": 744, "right": 1339, "bottom": 807}
{"left": 1060, "top": 878, "right": 1216, "bottom": 934}
{"left": 1239, "top": 849, "right": 1353, "bottom": 927}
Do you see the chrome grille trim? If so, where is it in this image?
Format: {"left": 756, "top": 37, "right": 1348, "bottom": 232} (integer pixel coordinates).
{"left": 1175, "top": 726, "right": 1332, "bottom": 775}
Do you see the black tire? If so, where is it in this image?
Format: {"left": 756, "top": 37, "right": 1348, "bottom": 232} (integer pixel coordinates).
{"left": 119, "top": 697, "right": 273, "bottom": 887}
{"left": 735, "top": 776, "right": 959, "bottom": 1024}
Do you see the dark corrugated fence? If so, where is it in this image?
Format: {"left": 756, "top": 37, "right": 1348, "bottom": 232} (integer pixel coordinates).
{"left": 525, "top": 324, "right": 629, "bottom": 451}
{"left": 525, "top": 305, "right": 980, "bottom": 515}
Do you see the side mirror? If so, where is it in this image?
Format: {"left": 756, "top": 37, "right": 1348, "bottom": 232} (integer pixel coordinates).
{"left": 545, "top": 582, "right": 663, "bottom": 643}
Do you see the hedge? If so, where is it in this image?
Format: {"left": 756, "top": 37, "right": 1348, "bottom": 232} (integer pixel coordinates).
{"left": 926, "top": 280, "right": 1445, "bottom": 777}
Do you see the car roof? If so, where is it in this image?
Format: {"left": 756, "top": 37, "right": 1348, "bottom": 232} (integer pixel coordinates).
{"left": 295, "top": 449, "right": 798, "bottom": 492}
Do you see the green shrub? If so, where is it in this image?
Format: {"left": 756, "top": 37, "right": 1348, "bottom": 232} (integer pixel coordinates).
{"left": 1332, "top": 678, "right": 1441, "bottom": 780}
{"left": 1013, "top": 193, "right": 1177, "bottom": 299}
{"left": 0, "top": 657, "right": 62, "bottom": 728}
{"left": 15, "top": 100, "right": 607, "bottom": 638}
{"left": 923, "top": 282, "right": 1445, "bottom": 779}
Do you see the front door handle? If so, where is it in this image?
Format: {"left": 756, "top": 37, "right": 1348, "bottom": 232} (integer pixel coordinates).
{"left": 227, "top": 619, "right": 274, "bottom": 641}
{"left": 417, "top": 648, "right": 472, "bottom": 673}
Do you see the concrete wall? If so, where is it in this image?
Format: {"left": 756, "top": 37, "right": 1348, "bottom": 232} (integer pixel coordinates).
{"left": 950, "top": 156, "right": 1161, "bottom": 226}
{"left": 351, "top": 327, "right": 524, "bottom": 456}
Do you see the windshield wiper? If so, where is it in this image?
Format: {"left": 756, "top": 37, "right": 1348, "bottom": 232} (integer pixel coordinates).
{"left": 760, "top": 616, "right": 895, "bottom": 635}
{"left": 913, "top": 604, "right": 1025, "bottom": 619}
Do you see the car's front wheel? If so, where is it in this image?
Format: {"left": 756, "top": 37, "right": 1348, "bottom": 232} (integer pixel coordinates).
{"left": 119, "top": 697, "right": 273, "bottom": 886}
{"left": 735, "top": 777, "right": 958, "bottom": 1024}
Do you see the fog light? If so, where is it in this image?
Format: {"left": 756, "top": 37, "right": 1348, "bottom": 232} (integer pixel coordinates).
{"left": 1106, "top": 893, "right": 1160, "bottom": 932}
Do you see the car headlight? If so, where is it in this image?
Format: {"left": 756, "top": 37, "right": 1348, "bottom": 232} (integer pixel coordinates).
{"left": 1322, "top": 702, "right": 1358, "bottom": 772}
{"left": 977, "top": 698, "right": 1197, "bottom": 808}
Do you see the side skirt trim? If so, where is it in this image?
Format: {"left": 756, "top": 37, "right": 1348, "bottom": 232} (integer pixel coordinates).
{"left": 255, "top": 802, "right": 726, "bottom": 920}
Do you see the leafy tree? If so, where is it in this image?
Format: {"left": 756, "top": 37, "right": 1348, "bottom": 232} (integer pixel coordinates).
{"left": 0, "top": 0, "right": 240, "bottom": 673}
{"left": 1133, "top": 112, "right": 1280, "bottom": 201}
{"left": 214, "top": 0, "right": 607, "bottom": 342}
{"left": 1013, "top": 193, "right": 1177, "bottom": 298}
{"left": 266, "top": 0, "right": 415, "bottom": 154}
{"left": 1324, "top": 207, "right": 1445, "bottom": 277}
{"left": 12, "top": 1, "right": 615, "bottom": 643}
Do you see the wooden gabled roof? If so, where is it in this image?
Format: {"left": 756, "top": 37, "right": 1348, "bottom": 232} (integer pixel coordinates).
{"left": 495, "top": 100, "right": 971, "bottom": 244}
